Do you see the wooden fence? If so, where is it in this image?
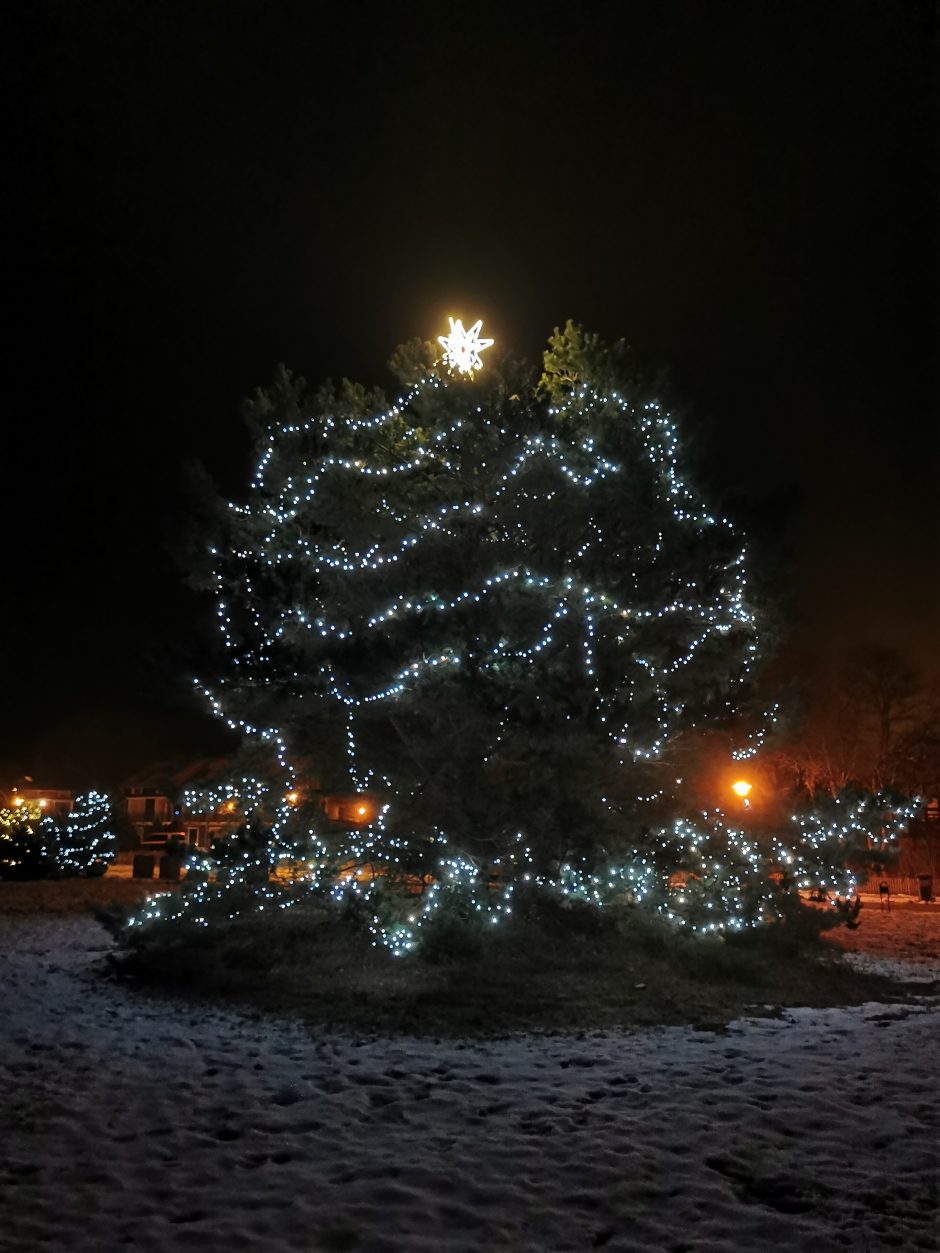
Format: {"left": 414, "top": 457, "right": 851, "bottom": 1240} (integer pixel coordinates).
{"left": 858, "top": 875, "right": 933, "bottom": 898}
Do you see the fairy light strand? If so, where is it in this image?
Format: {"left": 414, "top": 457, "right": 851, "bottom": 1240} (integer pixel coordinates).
{"left": 121, "top": 325, "right": 906, "bottom": 953}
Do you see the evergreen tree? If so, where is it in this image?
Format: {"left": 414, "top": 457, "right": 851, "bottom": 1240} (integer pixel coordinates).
{"left": 124, "top": 323, "right": 917, "bottom": 952}
{"left": 0, "top": 792, "right": 114, "bottom": 879}
{"left": 223, "top": 328, "right": 757, "bottom": 832}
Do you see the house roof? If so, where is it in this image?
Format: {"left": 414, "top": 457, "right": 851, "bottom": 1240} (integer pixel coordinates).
{"left": 121, "top": 757, "right": 234, "bottom": 792}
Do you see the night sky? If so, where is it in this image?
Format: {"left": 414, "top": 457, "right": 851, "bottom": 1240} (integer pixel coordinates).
{"left": 2, "top": 0, "right": 936, "bottom": 785}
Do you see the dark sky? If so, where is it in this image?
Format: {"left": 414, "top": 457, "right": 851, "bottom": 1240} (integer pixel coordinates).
{"left": 2, "top": 0, "right": 936, "bottom": 784}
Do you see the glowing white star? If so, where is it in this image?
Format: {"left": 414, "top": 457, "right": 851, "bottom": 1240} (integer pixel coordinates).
{"left": 438, "top": 317, "right": 494, "bottom": 376}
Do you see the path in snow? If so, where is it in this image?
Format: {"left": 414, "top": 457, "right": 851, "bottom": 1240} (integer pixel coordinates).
{"left": 0, "top": 915, "right": 937, "bottom": 1252}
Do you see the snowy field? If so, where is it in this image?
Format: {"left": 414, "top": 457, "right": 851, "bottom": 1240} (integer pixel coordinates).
{"left": 1, "top": 912, "right": 937, "bottom": 1252}
{"left": 823, "top": 898, "right": 940, "bottom": 983}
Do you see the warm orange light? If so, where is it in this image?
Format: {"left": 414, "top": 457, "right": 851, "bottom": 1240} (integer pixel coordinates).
{"left": 731, "top": 780, "right": 752, "bottom": 798}
{"left": 224, "top": 800, "right": 237, "bottom": 812}
{"left": 286, "top": 791, "right": 300, "bottom": 806}
{"left": 356, "top": 805, "right": 368, "bottom": 817}
{"left": 38, "top": 799, "right": 47, "bottom": 809}
{"left": 12, "top": 796, "right": 23, "bottom": 807}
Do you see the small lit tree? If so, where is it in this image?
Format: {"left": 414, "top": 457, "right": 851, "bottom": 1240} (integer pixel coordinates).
{"left": 0, "top": 792, "right": 115, "bottom": 880}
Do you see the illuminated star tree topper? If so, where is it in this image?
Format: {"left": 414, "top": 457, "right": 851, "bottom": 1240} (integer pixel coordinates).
{"left": 438, "top": 316, "right": 494, "bottom": 375}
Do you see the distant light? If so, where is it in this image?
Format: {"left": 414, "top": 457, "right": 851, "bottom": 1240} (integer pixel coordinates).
{"left": 732, "top": 780, "right": 752, "bottom": 798}
{"left": 12, "top": 796, "right": 23, "bottom": 807}
{"left": 38, "top": 799, "right": 47, "bottom": 808}
{"left": 286, "top": 791, "right": 299, "bottom": 806}
{"left": 438, "top": 317, "right": 494, "bottom": 376}
{"left": 356, "top": 804, "right": 368, "bottom": 817}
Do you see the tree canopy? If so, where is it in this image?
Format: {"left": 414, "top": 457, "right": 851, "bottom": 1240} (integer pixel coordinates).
{"left": 120, "top": 325, "right": 918, "bottom": 954}
{"left": 208, "top": 325, "right": 762, "bottom": 869}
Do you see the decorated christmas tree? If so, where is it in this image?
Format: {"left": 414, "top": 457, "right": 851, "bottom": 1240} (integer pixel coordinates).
{"left": 0, "top": 792, "right": 115, "bottom": 880}
{"left": 121, "top": 322, "right": 916, "bottom": 952}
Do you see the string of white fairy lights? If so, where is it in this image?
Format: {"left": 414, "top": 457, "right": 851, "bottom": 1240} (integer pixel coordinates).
{"left": 122, "top": 332, "right": 912, "bottom": 952}
{"left": 123, "top": 790, "right": 918, "bottom": 953}
{"left": 0, "top": 791, "right": 115, "bottom": 877}
{"left": 211, "top": 374, "right": 760, "bottom": 755}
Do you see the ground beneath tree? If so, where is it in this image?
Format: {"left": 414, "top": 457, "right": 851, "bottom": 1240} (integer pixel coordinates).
{"left": 1, "top": 908, "right": 937, "bottom": 1251}
{"left": 822, "top": 896, "right": 940, "bottom": 981}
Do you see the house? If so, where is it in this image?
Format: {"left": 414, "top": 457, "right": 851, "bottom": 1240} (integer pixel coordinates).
{"left": 893, "top": 798, "right": 939, "bottom": 881}
{"left": 861, "top": 796, "right": 940, "bottom": 898}
{"left": 2, "top": 783, "right": 74, "bottom": 819}
{"left": 322, "top": 795, "right": 376, "bottom": 824}
{"left": 122, "top": 758, "right": 235, "bottom": 849}
{"left": 120, "top": 758, "right": 376, "bottom": 850}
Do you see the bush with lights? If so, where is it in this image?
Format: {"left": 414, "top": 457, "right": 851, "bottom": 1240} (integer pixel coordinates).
{"left": 0, "top": 792, "right": 115, "bottom": 880}
{"left": 117, "top": 322, "right": 916, "bottom": 955}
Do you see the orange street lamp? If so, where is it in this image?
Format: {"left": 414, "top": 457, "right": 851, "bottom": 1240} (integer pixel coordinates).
{"left": 732, "top": 779, "right": 752, "bottom": 808}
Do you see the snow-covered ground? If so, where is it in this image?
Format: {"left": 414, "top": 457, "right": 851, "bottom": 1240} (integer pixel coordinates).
{"left": 1, "top": 913, "right": 937, "bottom": 1252}
{"left": 824, "top": 899, "right": 940, "bottom": 983}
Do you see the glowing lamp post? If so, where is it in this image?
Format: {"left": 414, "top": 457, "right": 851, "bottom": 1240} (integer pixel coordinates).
{"left": 731, "top": 779, "right": 752, "bottom": 809}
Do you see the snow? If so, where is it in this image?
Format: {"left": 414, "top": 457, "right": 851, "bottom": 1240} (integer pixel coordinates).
{"left": 823, "top": 899, "right": 940, "bottom": 984}
{"left": 1, "top": 913, "right": 937, "bottom": 1252}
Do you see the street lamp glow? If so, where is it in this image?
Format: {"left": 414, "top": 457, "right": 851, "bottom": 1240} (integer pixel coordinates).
{"left": 731, "top": 780, "right": 752, "bottom": 799}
